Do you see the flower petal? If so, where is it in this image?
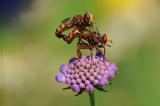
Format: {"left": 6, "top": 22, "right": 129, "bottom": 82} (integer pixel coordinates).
{"left": 96, "top": 51, "right": 104, "bottom": 58}
{"left": 55, "top": 74, "right": 66, "bottom": 83}
{"left": 71, "top": 84, "right": 80, "bottom": 92}
{"left": 69, "top": 57, "right": 77, "bottom": 63}
{"left": 99, "top": 77, "right": 109, "bottom": 86}
{"left": 86, "top": 84, "right": 94, "bottom": 93}
{"left": 59, "top": 64, "right": 68, "bottom": 74}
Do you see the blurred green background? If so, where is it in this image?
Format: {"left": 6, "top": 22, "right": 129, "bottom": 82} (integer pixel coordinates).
{"left": 1, "top": 0, "right": 160, "bottom": 106}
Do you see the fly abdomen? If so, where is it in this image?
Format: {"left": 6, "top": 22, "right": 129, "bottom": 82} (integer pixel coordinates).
{"left": 55, "top": 23, "right": 72, "bottom": 39}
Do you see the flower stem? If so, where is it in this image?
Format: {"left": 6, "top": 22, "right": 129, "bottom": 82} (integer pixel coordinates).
{"left": 89, "top": 92, "right": 95, "bottom": 106}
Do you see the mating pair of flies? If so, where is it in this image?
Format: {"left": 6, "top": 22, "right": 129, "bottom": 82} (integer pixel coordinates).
{"left": 55, "top": 12, "right": 112, "bottom": 58}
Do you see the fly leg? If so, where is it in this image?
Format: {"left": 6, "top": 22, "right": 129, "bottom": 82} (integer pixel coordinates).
{"left": 97, "top": 44, "right": 106, "bottom": 61}
{"left": 95, "top": 45, "right": 102, "bottom": 53}
{"left": 77, "top": 38, "right": 82, "bottom": 58}
{"left": 65, "top": 28, "right": 80, "bottom": 44}
{"left": 77, "top": 43, "right": 92, "bottom": 58}
{"left": 103, "top": 46, "right": 106, "bottom": 61}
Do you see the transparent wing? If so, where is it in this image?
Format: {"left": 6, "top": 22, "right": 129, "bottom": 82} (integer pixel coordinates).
{"left": 61, "top": 17, "right": 72, "bottom": 23}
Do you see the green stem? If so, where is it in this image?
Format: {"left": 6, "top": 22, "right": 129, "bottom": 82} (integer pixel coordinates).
{"left": 89, "top": 92, "right": 95, "bottom": 106}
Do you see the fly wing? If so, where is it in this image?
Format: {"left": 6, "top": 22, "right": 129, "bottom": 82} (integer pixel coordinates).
{"left": 61, "top": 17, "right": 72, "bottom": 23}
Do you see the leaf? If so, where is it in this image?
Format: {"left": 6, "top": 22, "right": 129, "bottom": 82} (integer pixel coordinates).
{"left": 62, "top": 86, "right": 71, "bottom": 90}
{"left": 95, "top": 85, "right": 108, "bottom": 92}
{"left": 75, "top": 89, "right": 85, "bottom": 96}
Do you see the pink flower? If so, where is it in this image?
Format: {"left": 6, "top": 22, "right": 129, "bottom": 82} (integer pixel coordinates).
{"left": 55, "top": 52, "right": 117, "bottom": 95}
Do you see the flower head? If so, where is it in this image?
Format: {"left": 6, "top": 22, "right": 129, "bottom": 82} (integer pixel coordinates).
{"left": 55, "top": 53, "right": 117, "bottom": 94}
